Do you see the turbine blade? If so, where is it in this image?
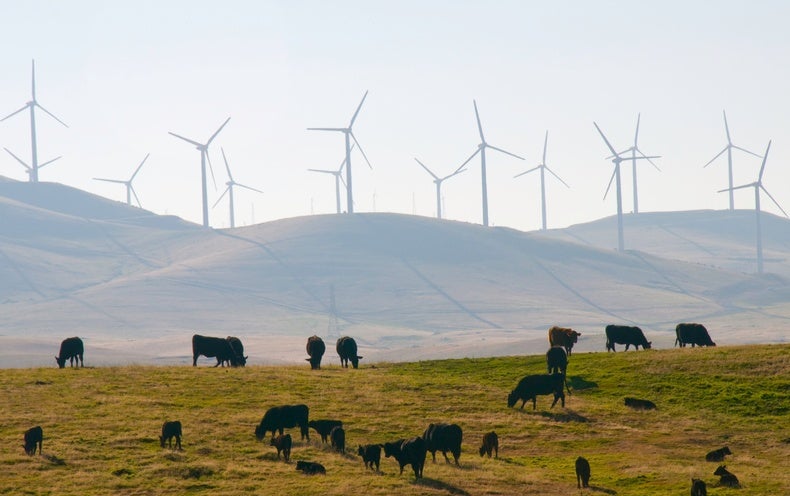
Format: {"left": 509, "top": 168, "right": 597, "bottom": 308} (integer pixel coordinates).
{"left": 93, "top": 177, "right": 126, "bottom": 184}
{"left": 732, "top": 144, "right": 763, "bottom": 159}
{"left": 350, "top": 133, "right": 373, "bottom": 169}
{"left": 221, "top": 147, "right": 234, "bottom": 182}
{"left": 236, "top": 183, "right": 264, "bottom": 194}
{"left": 131, "top": 153, "right": 150, "bottom": 180}
{"left": 1, "top": 104, "right": 29, "bottom": 122}
{"left": 443, "top": 167, "right": 466, "bottom": 181}
{"left": 206, "top": 117, "right": 231, "bottom": 146}
{"left": 634, "top": 113, "right": 641, "bottom": 146}
{"left": 606, "top": 146, "right": 633, "bottom": 159}
{"left": 35, "top": 103, "right": 68, "bottom": 128}
{"left": 169, "top": 132, "right": 202, "bottom": 147}
{"left": 542, "top": 130, "right": 548, "bottom": 164}
{"left": 4, "top": 147, "right": 30, "bottom": 169}
{"left": 338, "top": 143, "right": 355, "bottom": 172}
{"left": 206, "top": 151, "right": 218, "bottom": 190}
{"left": 455, "top": 148, "right": 481, "bottom": 173}
{"left": 593, "top": 122, "right": 619, "bottom": 156}
{"left": 473, "top": 100, "right": 485, "bottom": 142}
{"left": 758, "top": 141, "right": 771, "bottom": 182}
{"left": 307, "top": 127, "right": 347, "bottom": 132}
{"left": 723, "top": 110, "right": 731, "bottom": 144}
{"left": 212, "top": 186, "right": 230, "bottom": 208}
{"left": 603, "top": 167, "right": 616, "bottom": 200}
{"left": 349, "top": 90, "right": 369, "bottom": 127}
{"left": 487, "top": 144, "right": 525, "bottom": 161}
{"left": 761, "top": 185, "right": 788, "bottom": 217}
{"left": 514, "top": 165, "right": 540, "bottom": 178}
{"left": 703, "top": 147, "right": 728, "bottom": 168}
{"left": 31, "top": 59, "right": 36, "bottom": 100}
{"left": 720, "top": 183, "right": 755, "bottom": 192}
{"left": 545, "top": 166, "right": 570, "bottom": 188}
{"left": 131, "top": 186, "right": 143, "bottom": 208}
{"left": 414, "top": 158, "right": 439, "bottom": 180}
{"left": 636, "top": 148, "right": 661, "bottom": 171}
{"left": 37, "top": 156, "right": 61, "bottom": 169}
{"left": 307, "top": 168, "right": 335, "bottom": 174}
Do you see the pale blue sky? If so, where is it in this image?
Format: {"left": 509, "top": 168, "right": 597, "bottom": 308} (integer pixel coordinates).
{"left": 1, "top": 1, "right": 789, "bottom": 233}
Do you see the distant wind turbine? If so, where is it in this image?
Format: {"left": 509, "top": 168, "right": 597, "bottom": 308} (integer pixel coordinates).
{"left": 169, "top": 117, "right": 231, "bottom": 227}
{"left": 308, "top": 144, "right": 355, "bottom": 214}
{"left": 414, "top": 158, "right": 466, "bottom": 219}
{"left": 213, "top": 148, "right": 263, "bottom": 229}
{"left": 1, "top": 60, "right": 68, "bottom": 182}
{"left": 609, "top": 114, "right": 661, "bottom": 214}
{"left": 456, "top": 100, "right": 524, "bottom": 227}
{"left": 514, "top": 130, "right": 569, "bottom": 230}
{"left": 704, "top": 110, "right": 762, "bottom": 210}
{"left": 308, "top": 91, "right": 372, "bottom": 214}
{"left": 93, "top": 153, "right": 150, "bottom": 207}
{"left": 718, "top": 141, "right": 787, "bottom": 274}
{"left": 594, "top": 122, "right": 661, "bottom": 252}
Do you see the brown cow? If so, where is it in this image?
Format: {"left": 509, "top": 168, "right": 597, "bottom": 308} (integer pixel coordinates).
{"left": 548, "top": 326, "right": 581, "bottom": 355}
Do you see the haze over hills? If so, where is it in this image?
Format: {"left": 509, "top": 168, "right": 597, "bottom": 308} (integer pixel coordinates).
{"left": 1, "top": 178, "right": 788, "bottom": 367}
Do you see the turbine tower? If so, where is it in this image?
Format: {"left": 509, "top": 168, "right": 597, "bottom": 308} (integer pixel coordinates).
{"left": 308, "top": 91, "right": 372, "bottom": 214}
{"left": 93, "top": 153, "right": 150, "bottom": 207}
{"left": 308, "top": 144, "right": 355, "bottom": 214}
{"left": 609, "top": 114, "right": 660, "bottom": 214}
{"left": 514, "top": 130, "right": 569, "bottom": 230}
{"left": 169, "top": 117, "right": 231, "bottom": 227}
{"left": 718, "top": 141, "right": 787, "bottom": 274}
{"left": 456, "top": 100, "right": 524, "bottom": 227}
{"left": 704, "top": 110, "right": 762, "bottom": 210}
{"left": 213, "top": 148, "right": 263, "bottom": 228}
{"left": 594, "top": 122, "right": 660, "bottom": 252}
{"left": 414, "top": 158, "right": 466, "bottom": 219}
{"left": 1, "top": 60, "right": 68, "bottom": 182}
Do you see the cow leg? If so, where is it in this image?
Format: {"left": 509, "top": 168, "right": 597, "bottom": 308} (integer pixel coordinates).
{"left": 532, "top": 397, "right": 537, "bottom": 410}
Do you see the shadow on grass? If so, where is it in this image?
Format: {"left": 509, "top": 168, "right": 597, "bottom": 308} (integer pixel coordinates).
{"left": 42, "top": 453, "right": 65, "bottom": 466}
{"left": 589, "top": 485, "right": 617, "bottom": 494}
{"left": 568, "top": 376, "right": 598, "bottom": 390}
{"left": 414, "top": 477, "right": 471, "bottom": 495}
{"left": 256, "top": 452, "right": 289, "bottom": 463}
{"left": 535, "top": 409, "right": 590, "bottom": 423}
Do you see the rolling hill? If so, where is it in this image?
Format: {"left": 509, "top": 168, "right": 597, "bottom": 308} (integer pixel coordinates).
{"left": 1, "top": 178, "right": 788, "bottom": 367}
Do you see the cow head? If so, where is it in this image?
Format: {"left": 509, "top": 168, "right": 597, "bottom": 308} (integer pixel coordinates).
{"left": 507, "top": 390, "right": 518, "bottom": 408}
{"left": 55, "top": 356, "right": 66, "bottom": 368}
{"left": 645, "top": 341, "right": 652, "bottom": 349}
{"left": 350, "top": 355, "right": 363, "bottom": 369}
{"left": 254, "top": 424, "right": 265, "bottom": 441}
{"left": 22, "top": 442, "right": 35, "bottom": 456}
{"left": 570, "top": 331, "right": 581, "bottom": 342}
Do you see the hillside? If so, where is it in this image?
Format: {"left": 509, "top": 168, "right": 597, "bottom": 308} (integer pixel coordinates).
{"left": 2, "top": 180, "right": 790, "bottom": 367}
{"left": 1, "top": 345, "right": 788, "bottom": 495}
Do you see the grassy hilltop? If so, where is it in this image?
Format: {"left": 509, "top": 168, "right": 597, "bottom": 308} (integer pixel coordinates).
{"left": 1, "top": 344, "right": 788, "bottom": 495}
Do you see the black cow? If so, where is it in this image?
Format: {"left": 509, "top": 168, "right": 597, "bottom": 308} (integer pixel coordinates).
{"left": 330, "top": 426, "right": 345, "bottom": 454}
{"left": 478, "top": 431, "right": 498, "bottom": 458}
{"left": 308, "top": 419, "right": 343, "bottom": 443}
{"left": 546, "top": 346, "right": 567, "bottom": 375}
{"left": 55, "top": 337, "right": 83, "bottom": 368}
{"left": 221, "top": 336, "right": 247, "bottom": 367}
{"left": 23, "top": 426, "right": 43, "bottom": 456}
{"left": 383, "top": 437, "right": 427, "bottom": 479}
{"left": 705, "top": 446, "right": 732, "bottom": 462}
{"left": 358, "top": 444, "right": 382, "bottom": 471}
{"left": 270, "top": 433, "right": 292, "bottom": 462}
{"left": 605, "top": 325, "right": 652, "bottom": 351}
{"left": 255, "top": 404, "right": 310, "bottom": 441}
{"left": 507, "top": 373, "right": 566, "bottom": 410}
{"left": 675, "top": 323, "right": 716, "bottom": 347}
{"left": 336, "top": 336, "right": 363, "bottom": 369}
{"left": 625, "top": 397, "right": 657, "bottom": 410}
{"left": 296, "top": 460, "right": 325, "bottom": 475}
{"left": 422, "top": 423, "right": 462, "bottom": 466}
{"left": 691, "top": 477, "right": 707, "bottom": 496}
{"left": 576, "top": 456, "right": 591, "bottom": 488}
{"left": 192, "top": 334, "right": 240, "bottom": 367}
{"left": 159, "top": 420, "right": 182, "bottom": 450}
{"left": 713, "top": 465, "right": 740, "bottom": 488}
{"left": 305, "top": 335, "right": 325, "bottom": 370}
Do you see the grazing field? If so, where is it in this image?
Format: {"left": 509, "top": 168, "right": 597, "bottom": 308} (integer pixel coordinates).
{"left": 1, "top": 344, "right": 788, "bottom": 495}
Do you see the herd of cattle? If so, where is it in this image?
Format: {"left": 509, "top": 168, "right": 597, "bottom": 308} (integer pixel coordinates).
{"left": 40, "top": 322, "right": 733, "bottom": 492}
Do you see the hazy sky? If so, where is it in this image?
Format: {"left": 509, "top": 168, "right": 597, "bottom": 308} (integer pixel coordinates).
{"left": 1, "top": 1, "right": 789, "bottom": 232}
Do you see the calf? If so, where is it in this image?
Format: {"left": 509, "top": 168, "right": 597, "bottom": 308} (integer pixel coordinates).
{"left": 546, "top": 346, "right": 567, "bottom": 375}
{"left": 713, "top": 465, "right": 740, "bottom": 488}
{"left": 705, "top": 446, "right": 732, "bottom": 462}
{"left": 383, "top": 437, "right": 427, "bottom": 479}
{"left": 330, "top": 426, "right": 345, "bottom": 454}
{"left": 296, "top": 460, "right": 326, "bottom": 475}
{"left": 625, "top": 397, "right": 657, "bottom": 410}
{"left": 270, "top": 433, "right": 292, "bottom": 462}
{"left": 691, "top": 478, "right": 707, "bottom": 496}
{"left": 478, "top": 431, "right": 498, "bottom": 458}
{"left": 422, "top": 423, "right": 462, "bottom": 465}
{"left": 358, "top": 444, "right": 382, "bottom": 471}
{"left": 548, "top": 326, "right": 581, "bottom": 355}
{"left": 23, "top": 426, "right": 43, "bottom": 456}
{"left": 575, "top": 456, "right": 591, "bottom": 488}
{"left": 55, "top": 337, "right": 84, "bottom": 368}
{"left": 159, "top": 420, "right": 182, "bottom": 450}
{"left": 507, "top": 373, "right": 566, "bottom": 410}
{"left": 305, "top": 335, "right": 326, "bottom": 370}
{"left": 308, "top": 419, "right": 343, "bottom": 443}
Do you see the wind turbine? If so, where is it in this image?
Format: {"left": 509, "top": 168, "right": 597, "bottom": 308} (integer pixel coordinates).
{"left": 609, "top": 114, "right": 661, "bottom": 214}
{"left": 594, "top": 122, "right": 661, "bottom": 252}
{"left": 456, "top": 100, "right": 524, "bottom": 227}
{"left": 213, "top": 148, "right": 263, "bottom": 228}
{"left": 169, "top": 117, "right": 231, "bottom": 227}
{"left": 93, "top": 153, "right": 150, "bottom": 207}
{"left": 718, "top": 141, "right": 787, "bottom": 274}
{"left": 704, "top": 110, "right": 762, "bottom": 210}
{"left": 308, "top": 91, "right": 372, "bottom": 214}
{"left": 1, "top": 60, "right": 68, "bottom": 182}
{"left": 514, "top": 130, "right": 569, "bottom": 230}
{"left": 414, "top": 158, "right": 466, "bottom": 219}
{"left": 308, "top": 144, "right": 355, "bottom": 214}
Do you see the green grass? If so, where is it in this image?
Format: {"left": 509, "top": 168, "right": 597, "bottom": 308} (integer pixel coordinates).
{"left": 1, "top": 344, "right": 788, "bottom": 495}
